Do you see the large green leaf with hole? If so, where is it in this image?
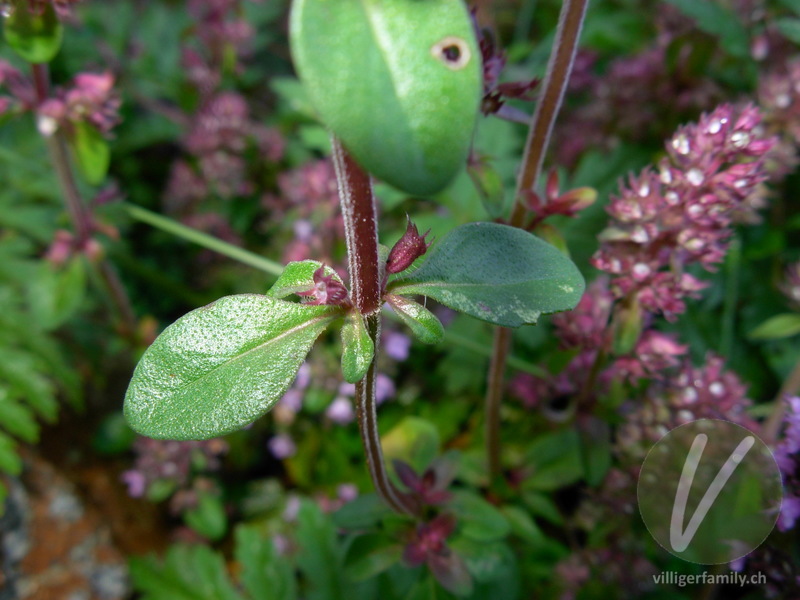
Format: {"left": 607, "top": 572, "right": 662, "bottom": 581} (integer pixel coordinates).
{"left": 3, "top": 0, "right": 63, "bottom": 63}
{"left": 290, "top": 0, "right": 481, "bottom": 196}
{"left": 124, "top": 294, "right": 339, "bottom": 440}
{"left": 389, "top": 223, "right": 585, "bottom": 327}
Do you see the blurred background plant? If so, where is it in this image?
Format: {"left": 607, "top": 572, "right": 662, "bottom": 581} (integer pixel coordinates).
{"left": 2, "top": 0, "right": 800, "bottom": 598}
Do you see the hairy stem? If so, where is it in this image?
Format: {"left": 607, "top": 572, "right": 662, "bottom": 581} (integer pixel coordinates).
{"left": 332, "top": 137, "right": 416, "bottom": 517}
{"left": 31, "top": 63, "right": 137, "bottom": 338}
{"left": 485, "top": 0, "right": 589, "bottom": 482}
{"left": 511, "top": 0, "right": 589, "bottom": 227}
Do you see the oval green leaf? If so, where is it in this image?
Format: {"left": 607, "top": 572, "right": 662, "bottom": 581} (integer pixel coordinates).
{"left": 385, "top": 294, "right": 444, "bottom": 344}
{"left": 389, "top": 222, "right": 586, "bottom": 327}
{"left": 69, "top": 121, "right": 110, "bottom": 185}
{"left": 341, "top": 313, "right": 374, "bottom": 383}
{"left": 748, "top": 313, "right": 800, "bottom": 340}
{"left": 3, "top": 1, "right": 63, "bottom": 64}
{"left": 124, "top": 294, "right": 339, "bottom": 440}
{"left": 290, "top": 0, "right": 481, "bottom": 196}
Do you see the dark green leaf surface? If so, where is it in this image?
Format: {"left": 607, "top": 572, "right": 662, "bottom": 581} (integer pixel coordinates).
{"left": 128, "top": 544, "right": 244, "bottom": 600}
{"left": 390, "top": 223, "right": 585, "bottom": 327}
{"left": 183, "top": 492, "right": 228, "bottom": 541}
{"left": 124, "top": 294, "right": 339, "bottom": 440}
{"left": 296, "top": 499, "right": 344, "bottom": 600}
{"left": 450, "top": 490, "right": 510, "bottom": 542}
{"left": 664, "top": 0, "right": 750, "bottom": 58}
{"left": 236, "top": 525, "right": 297, "bottom": 600}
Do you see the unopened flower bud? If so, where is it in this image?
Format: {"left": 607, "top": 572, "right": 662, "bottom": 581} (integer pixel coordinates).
{"left": 386, "top": 218, "right": 430, "bottom": 275}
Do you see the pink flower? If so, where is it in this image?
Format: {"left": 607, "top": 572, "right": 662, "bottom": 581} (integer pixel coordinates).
{"left": 592, "top": 104, "right": 775, "bottom": 320}
{"left": 268, "top": 434, "right": 296, "bottom": 459}
{"left": 325, "top": 397, "right": 354, "bottom": 425}
{"left": 383, "top": 330, "right": 411, "bottom": 361}
{"left": 295, "top": 266, "right": 350, "bottom": 306}
{"left": 613, "top": 331, "right": 687, "bottom": 381}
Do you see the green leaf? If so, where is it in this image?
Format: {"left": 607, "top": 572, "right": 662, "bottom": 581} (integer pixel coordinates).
{"left": 500, "top": 505, "right": 546, "bottom": 546}
{"left": 26, "top": 257, "right": 87, "bottom": 330}
{"left": 268, "top": 260, "right": 345, "bottom": 299}
{"left": 69, "top": 121, "right": 110, "bottom": 185}
{"left": 236, "top": 525, "right": 297, "bottom": 600}
{"left": 385, "top": 295, "right": 444, "bottom": 344}
{"left": 381, "top": 416, "right": 440, "bottom": 475}
{"left": 664, "top": 0, "right": 750, "bottom": 58}
{"left": 3, "top": 0, "right": 63, "bottom": 63}
{"left": 578, "top": 417, "right": 612, "bottom": 487}
{"left": 183, "top": 492, "right": 228, "bottom": 541}
{"left": 390, "top": 223, "right": 585, "bottom": 327}
{"left": 0, "top": 347, "right": 58, "bottom": 421}
{"left": 0, "top": 431, "right": 22, "bottom": 477}
{"left": 344, "top": 534, "right": 402, "bottom": 582}
{"left": 124, "top": 294, "right": 339, "bottom": 440}
{"left": 449, "top": 490, "right": 510, "bottom": 542}
{"left": 290, "top": 0, "right": 481, "bottom": 196}
{"left": 332, "top": 493, "right": 392, "bottom": 530}
{"left": 521, "top": 491, "right": 563, "bottom": 525}
{"left": 521, "top": 429, "right": 583, "bottom": 492}
{"left": 449, "top": 538, "right": 518, "bottom": 596}
{"left": 129, "top": 545, "right": 244, "bottom": 600}
{"left": 748, "top": 313, "right": 800, "bottom": 340}
{"left": 341, "top": 313, "right": 374, "bottom": 383}
{"left": 0, "top": 394, "right": 39, "bottom": 443}
{"left": 777, "top": 0, "right": 800, "bottom": 16}
{"left": 296, "top": 499, "right": 344, "bottom": 600}
{"left": 776, "top": 17, "right": 800, "bottom": 44}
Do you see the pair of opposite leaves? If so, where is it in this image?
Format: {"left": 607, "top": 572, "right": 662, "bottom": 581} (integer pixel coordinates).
{"left": 290, "top": 0, "right": 481, "bottom": 196}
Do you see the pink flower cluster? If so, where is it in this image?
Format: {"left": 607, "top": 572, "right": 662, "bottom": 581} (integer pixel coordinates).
{"left": 161, "top": 0, "right": 285, "bottom": 246}
{"left": 38, "top": 71, "right": 120, "bottom": 134}
{"left": 165, "top": 92, "right": 283, "bottom": 212}
{"left": 758, "top": 58, "right": 800, "bottom": 176}
{"left": 0, "top": 62, "right": 120, "bottom": 137}
{"left": 20, "top": 0, "right": 81, "bottom": 18}
{"left": 0, "top": 60, "right": 35, "bottom": 114}
{"left": 266, "top": 158, "right": 344, "bottom": 265}
{"left": 121, "top": 437, "right": 228, "bottom": 513}
{"left": 616, "top": 355, "right": 755, "bottom": 461}
{"left": 592, "top": 104, "right": 774, "bottom": 320}
{"left": 187, "top": 0, "right": 255, "bottom": 77}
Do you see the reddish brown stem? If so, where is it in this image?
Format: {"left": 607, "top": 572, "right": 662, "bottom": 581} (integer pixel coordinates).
{"left": 485, "top": 0, "right": 589, "bottom": 483}
{"left": 331, "top": 138, "right": 417, "bottom": 517}
{"left": 30, "top": 63, "right": 137, "bottom": 338}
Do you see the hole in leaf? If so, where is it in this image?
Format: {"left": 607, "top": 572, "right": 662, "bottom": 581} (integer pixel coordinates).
{"left": 431, "top": 37, "right": 471, "bottom": 70}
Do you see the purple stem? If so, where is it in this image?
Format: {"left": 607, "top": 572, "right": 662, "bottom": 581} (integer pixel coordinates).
{"left": 331, "top": 138, "right": 417, "bottom": 517}
{"left": 485, "top": 0, "right": 590, "bottom": 482}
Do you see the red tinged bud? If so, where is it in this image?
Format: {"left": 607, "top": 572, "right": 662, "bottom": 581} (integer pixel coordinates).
{"left": 386, "top": 218, "right": 431, "bottom": 275}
